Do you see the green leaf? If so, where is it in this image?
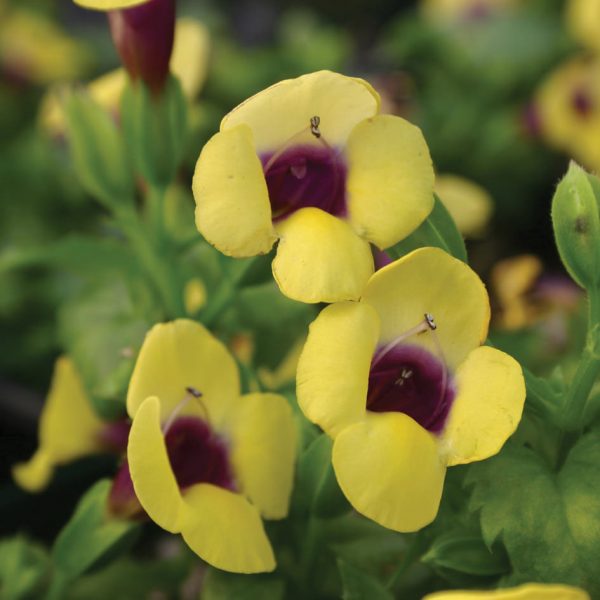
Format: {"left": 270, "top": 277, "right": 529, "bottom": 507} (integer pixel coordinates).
{"left": 64, "top": 90, "right": 134, "bottom": 209}
{"left": 422, "top": 530, "right": 509, "bottom": 577}
{"left": 294, "top": 434, "right": 349, "bottom": 518}
{"left": 337, "top": 559, "right": 393, "bottom": 600}
{"left": 0, "top": 536, "right": 49, "bottom": 600}
{"left": 201, "top": 568, "right": 285, "bottom": 600}
{"left": 52, "top": 480, "right": 141, "bottom": 582}
{"left": 387, "top": 194, "right": 467, "bottom": 263}
{"left": 468, "top": 434, "right": 600, "bottom": 596}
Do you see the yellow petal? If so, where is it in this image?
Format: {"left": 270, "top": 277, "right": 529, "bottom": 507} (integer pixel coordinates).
{"left": 346, "top": 114, "right": 435, "bottom": 249}
{"left": 435, "top": 174, "right": 493, "bottom": 239}
{"left": 273, "top": 207, "right": 374, "bottom": 303}
{"left": 181, "top": 483, "right": 275, "bottom": 573}
{"left": 184, "top": 278, "right": 207, "bottom": 315}
{"left": 126, "top": 320, "right": 240, "bottom": 428}
{"left": 127, "top": 396, "right": 183, "bottom": 533}
{"left": 193, "top": 125, "right": 277, "bottom": 257}
{"left": 221, "top": 70, "right": 380, "bottom": 152}
{"left": 13, "top": 357, "right": 104, "bottom": 492}
{"left": 12, "top": 451, "right": 52, "bottom": 493}
{"left": 73, "top": 0, "right": 148, "bottom": 10}
{"left": 361, "top": 247, "right": 490, "bottom": 370}
{"left": 227, "top": 393, "right": 296, "bottom": 519}
{"left": 297, "top": 302, "right": 379, "bottom": 437}
{"left": 440, "top": 346, "right": 525, "bottom": 466}
{"left": 566, "top": 0, "right": 600, "bottom": 53}
{"left": 171, "top": 18, "right": 210, "bottom": 100}
{"left": 332, "top": 412, "right": 446, "bottom": 532}
{"left": 423, "top": 582, "right": 590, "bottom": 600}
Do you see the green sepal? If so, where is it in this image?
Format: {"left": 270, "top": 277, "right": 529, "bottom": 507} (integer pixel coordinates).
{"left": 337, "top": 559, "right": 393, "bottom": 600}
{"left": 552, "top": 162, "right": 600, "bottom": 291}
{"left": 294, "top": 433, "right": 350, "bottom": 518}
{"left": 387, "top": 194, "right": 467, "bottom": 263}
{"left": 121, "top": 75, "right": 187, "bottom": 188}
{"left": 63, "top": 90, "right": 134, "bottom": 210}
{"left": 0, "top": 536, "right": 49, "bottom": 600}
{"left": 467, "top": 433, "right": 600, "bottom": 596}
{"left": 52, "top": 480, "right": 141, "bottom": 583}
{"left": 422, "top": 530, "right": 509, "bottom": 578}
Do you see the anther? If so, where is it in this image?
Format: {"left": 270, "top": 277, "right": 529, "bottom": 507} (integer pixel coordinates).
{"left": 162, "top": 387, "right": 206, "bottom": 434}
{"left": 424, "top": 313, "right": 437, "bottom": 330}
{"left": 186, "top": 386, "right": 203, "bottom": 398}
{"left": 310, "top": 115, "right": 321, "bottom": 138}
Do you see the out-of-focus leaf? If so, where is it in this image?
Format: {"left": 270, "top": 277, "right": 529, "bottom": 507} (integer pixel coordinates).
{"left": 0, "top": 536, "right": 49, "bottom": 600}
{"left": 468, "top": 434, "right": 600, "bottom": 596}
{"left": 201, "top": 568, "right": 285, "bottom": 600}
{"left": 388, "top": 195, "right": 467, "bottom": 263}
{"left": 52, "top": 480, "right": 140, "bottom": 582}
{"left": 338, "top": 559, "right": 393, "bottom": 600}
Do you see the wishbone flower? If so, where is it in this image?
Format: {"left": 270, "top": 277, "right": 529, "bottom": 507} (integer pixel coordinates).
{"left": 193, "top": 70, "right": 435, "bottom": 304}
{"left": 123, "top": 319, "right": 297, "bottom": 573}
{"left": 423, "top": 582, "right": 590, "bottom": 600}
{"left": 297, "top": 247, "right": 525, "bottom": 532}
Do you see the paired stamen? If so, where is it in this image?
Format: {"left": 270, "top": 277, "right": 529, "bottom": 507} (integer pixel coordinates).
{"left": 162, "top": 387, "right": 206, "bottom": 435}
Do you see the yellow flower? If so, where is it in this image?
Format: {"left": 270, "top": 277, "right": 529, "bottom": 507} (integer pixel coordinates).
{"left": 423, "top": 582, "right": 590, "bottom": 599}
{"left": 566, "top": 0, "right": 600, "bottom": 53}
{"left": 39, "top": 18, "right": 209, "bottom": 137}
{"left": 419, "top": 0, "right": 520, "bottom": 24}
{"left": 125, "top": 319, "right": 297, "bottom": 573}
{"left": 0, "top": 10, "right": 91, "bottom": 85}
{"left": 297, "top": 247, "right": 525, "bottom": 532}
{"left": 193, "top": 70, "right": 435, "bottom": 304}
{"left": 535, "top": 55, "right": 600, "bottom": 173}
{"left": 12, "top": 357, "right": 126, "bottom": 492}
{"left": 435, "top": 174, "right": 493, "bottom": 238}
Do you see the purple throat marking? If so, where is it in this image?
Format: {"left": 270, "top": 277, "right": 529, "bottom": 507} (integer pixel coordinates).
{"left": 571, "top": 88, "right": 594, "bottom": 118}
{"left": 367, "top": 344, "right": 455, "bottom": 434}
{"left": 261, "top": 144, "right": 347, "bottom": 221}
{"left": 108, "top": 416, "right": 235, "bottom": 518}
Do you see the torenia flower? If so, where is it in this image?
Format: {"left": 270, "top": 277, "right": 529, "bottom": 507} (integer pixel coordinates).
{"left": 566, "top": 0, "right": 600, "bottom": 53}
{"left": 297, "top": 247, "right": 525, "bottom": 532}
{"left": 423, "top": 583, "right": 590, "bottom": 600}
{"left": 13, "top": 357, "right": 129, "bottom": 492}
{"left": 125, "top": 319, "right": 297, "bottom": 573}
{"left": 535, "top": 56, "right": 600, "bottom": 172}
{"left": 73, "top": 0, "right": 175, "bottom": 94}
{"left": 40, "top": 18, "right": 209, "bottom": 138}
{"left": 435, "top": 174, "right": 493, "bottom": 238}
{"left": 193, "top": 70, "right": 435, "bottom": 304}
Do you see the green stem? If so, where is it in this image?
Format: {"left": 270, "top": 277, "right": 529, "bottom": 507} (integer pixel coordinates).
{"left": 201, "top": 257, "right": 258, "bottom": 327}
{"left": 146, "top": 185, "right": 167, "bottom": 247}
{"left": 561, "top": 288, "right": 600, "bottom": 432}
{"left": 386, "top": 534, "right": 425, "bottom": 591}
{"left": 117, "top": 208, "right": 185, "bottom": 319}
{"left": 299, "top": 514, "right": 321, "bottom": 594}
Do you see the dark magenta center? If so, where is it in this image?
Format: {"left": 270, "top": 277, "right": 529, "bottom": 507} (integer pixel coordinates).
{"left": 261, "top": 144, "right": 347, "bottom": 221}
{"left": 108, "top": 416, "right": 235, "bottom": 518}
{"left": 571, "top": 88, "right": 594, "bottom": 118}
{"left": 367, "top": 344, "right": 455, "bottom": 434}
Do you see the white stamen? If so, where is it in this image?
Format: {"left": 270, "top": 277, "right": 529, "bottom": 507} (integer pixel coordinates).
{"left": 162, "top": 388, "right": 205, "bottom": 435}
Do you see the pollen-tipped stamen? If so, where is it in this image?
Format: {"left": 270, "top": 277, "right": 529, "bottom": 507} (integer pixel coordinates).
{"left": 162, "top": 387, "right": 206, "bottom": 434}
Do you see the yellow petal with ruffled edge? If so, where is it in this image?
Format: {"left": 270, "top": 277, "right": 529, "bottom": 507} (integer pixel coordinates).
{"left": 227, "top": 393, "right": 297, "bottom": 519}
{"left": 332, "top": 412, "right": 446, "bottom": 532}
{"left": 346, "top": 114, "right": 434, "bottom": 249}
{"left": 171, "top": 18, "right": 210, "bottom": 100}
{"left": 73, "top": 0, "right": 147, "bottom": 10}
{"left": 12, "top": 357, "right": 104, "bottom": 492}
{"left": 361, "top": 247, "right": 489, "bottom": 370}
{"left": 193, "top": 125, "right": 277, "bottom": 257}
{"left": 440, "top": 346, "right": 525, "bottom": 466}
{"left": 297, "top": 302, "right": 379, "bottom": 437}
{"left": 127, "top": 320, "right": 239, "bottom": 428}
{"left": 273, "top": 207, "right": 374, "bottom": 303}
{"left": 181, "top": 483, "right": 276, "bottom": 573}
{"left": 221, "top": 70, "right": 380, "bottom": 152}
{"left": 127, "top": 396, "right": 183, "bottom": 532}
{"left": 423, "top": 582, "right": 590, "bottom": 600}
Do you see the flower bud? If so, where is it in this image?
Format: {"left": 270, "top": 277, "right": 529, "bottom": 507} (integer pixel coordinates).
{"left": 108, "top": 0, "right": 175, "bottom": 94}
{"left": 552, "top": 162, "right": 600, "bottom": 291}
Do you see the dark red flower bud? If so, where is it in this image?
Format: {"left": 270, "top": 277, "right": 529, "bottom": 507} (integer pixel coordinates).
{"left": 108, "top": 0, "right": 175, "bottom": 94}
